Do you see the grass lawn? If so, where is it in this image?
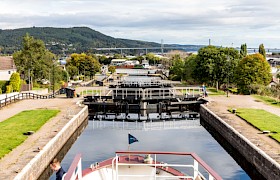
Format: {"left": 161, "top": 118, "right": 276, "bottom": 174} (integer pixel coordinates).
{"left": 234, "top": 108, "right": 280, "bottom": 142}
{"left": 207, "top": 87, "right": 226, "bottom": 96}
{"left": 252, "top": 95, "right": 280, "bottom": 108}
{"left": 0, "top": 109, "right": 60, "bottom": 159}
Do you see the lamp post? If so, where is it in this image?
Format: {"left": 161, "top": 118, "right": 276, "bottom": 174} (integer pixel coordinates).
{"left": 226, "top": 43, "right": 233, "bottom": 98}
{"left": 52, "top": 57, "right": 55, "bottom": 97}
{"left": 226, "top": 51, "right": 230, "bottom": 97}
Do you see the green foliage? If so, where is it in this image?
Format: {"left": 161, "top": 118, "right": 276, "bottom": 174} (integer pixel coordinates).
{"left": 0, "top": 109, "right": 60, "bottom": 158}
{"left": 258, "top": 43, "right": 266, "bottom": 59}
{"left": 13, "top": 34, "right": 56, "bottom": 82}
{"left": 113, "top": 54, "right": 123, "bottom": 59}
{"left": 0, "top": 81, "right": 8, "bottom": 93}
{"left": 108, "top": 65, "right": 116, "bottom": 73}
{"left": 5, "top": 85, "right": 12, "bottom": 93}
{"left": 67, "top": 53, "right": 101, "bottom": 79}
{"left": 98, "top": 55, "right": 111, "bottom": 65}
{"left": 9, "top": 72, "right": 21, "bottom": 92}
{"left": 235, "top": 54, "right": 272, "bottom": 94}
{"left": 169, "top": 54, "right": 184, "bottom": 81}
{"left": 0, "top": 27, "right": 160, "bottom": 55}
{"left": 207, "top": 87, "right": 226, "bottom": 96}
{"left": 253, "top": 95, "right": 280, "bottom": 107}
{"left": 235, "top": 108, "right": 280, "bottom": 142}
{"left": 240, "top": 43, "right": 247, "bottom": 58}
{"left": 145, "top": 53, "right": 161, "bottom": 65}
{"left": 194, "top": 46, "right": 239, "bottom": 88}
{"left": 66, "top": 65, "right": 79, "bottom": 79}
{"left": 183, "top": 54, "right": 197, "bottom": 84}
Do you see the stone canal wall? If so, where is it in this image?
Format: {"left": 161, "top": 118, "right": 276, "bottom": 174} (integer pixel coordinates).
{"left": 200, "top": 105, "right": 280, "bottom": 180}
{"left": 14, "top": 106, "right": 88, "bottom": 180}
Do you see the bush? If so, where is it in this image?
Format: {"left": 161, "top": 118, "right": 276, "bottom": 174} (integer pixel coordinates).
{"left": 0, "top": 81, "right": 8, "bottom": 93}
{"left": 33, "top": 81, "right": 40, "bottom": 88}
{"left": 9, "top": 72, "right": 21, "bottom": 92}
{"left": 6, "top": 85, "right": 12, "bottom": 93}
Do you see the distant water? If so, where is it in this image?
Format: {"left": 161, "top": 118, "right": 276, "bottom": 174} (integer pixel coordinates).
{"left": 51, "top": 120, "right": 250, "bottom": 180}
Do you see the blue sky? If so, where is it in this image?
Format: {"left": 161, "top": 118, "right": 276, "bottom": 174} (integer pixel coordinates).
{"left": 0, "top": 0, "right": 279, "bottom": 48}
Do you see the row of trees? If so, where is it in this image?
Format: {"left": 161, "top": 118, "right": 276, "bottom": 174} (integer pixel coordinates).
{"left": 12, "top": 34, "right": 101, "bottom": 91}
{"left": 169, "top": 44, "right": 273, "bottom": 94}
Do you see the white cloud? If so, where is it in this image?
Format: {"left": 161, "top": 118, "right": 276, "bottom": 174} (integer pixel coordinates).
{"left": 0, "top": 0, "right": 279, "bottom": 48}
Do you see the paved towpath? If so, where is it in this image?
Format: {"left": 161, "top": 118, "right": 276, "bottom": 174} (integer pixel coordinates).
{"left": 205, "top": 94, "right": 280, "bottom": 164}
{"left": 0, "top": 96, "right": 84, "bottom": 179}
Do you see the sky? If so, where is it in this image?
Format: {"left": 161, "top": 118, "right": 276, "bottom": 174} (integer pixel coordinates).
{"left": 0, "top": 0, "right": 280, "bottom": 48}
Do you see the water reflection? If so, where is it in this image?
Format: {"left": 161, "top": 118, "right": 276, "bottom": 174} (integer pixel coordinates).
{"left": 51, "top": 120, "right": 250, "bottom": 180}
{"left": 92, "top": 119, "right": 200, "bottom": 130}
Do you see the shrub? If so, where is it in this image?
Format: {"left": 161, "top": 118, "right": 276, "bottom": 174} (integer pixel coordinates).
{"left": 0, "top": 81, "right": 8, "bottom": 93}
{"left": 6, "top": 85, "right": 12, "bottom": 93}
{"left": 9, "top": 72, "right": 21, "bottom": 92}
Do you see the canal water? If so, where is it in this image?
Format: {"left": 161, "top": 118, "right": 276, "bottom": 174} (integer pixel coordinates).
{"left": 50, "top": 120, "right": 250, "bottom": 180}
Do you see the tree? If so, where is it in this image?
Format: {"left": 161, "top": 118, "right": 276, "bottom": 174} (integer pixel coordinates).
{"left": 108, "top": 65, "right": 116, "bottom": 73}
{"left": 169, "top": 54, "right": 184, "bottom": 81}
{"left": 9, "top": 72, "right": 21, "bottom": 92}
{"left": 113, "top": 54, "right": 122, "bottom": 59}
{"left": 66, "top": 65, "right": 79, "bottom": 79}
{"left": 184, "top": 54, "right": 198, "bottom": 84}
{"left": 67, "top": 53, "right": 100, "bottom": 79}
{"left": 13, "top": 33, "right": 56, "bottom": 83}
{"left": 235, "top": 53, "right": 272, "bottom": 94}
{"left": 193, "top": 46, "right": 239, "bottom": 90}
{"left": 258, "top": 43, "right": 266, "bottom": 59}
{"left": 145, "top": 53, "right": 161, "bottom": 65}
{"left": 240, "top": 43, "right": 247, "bottom": 58}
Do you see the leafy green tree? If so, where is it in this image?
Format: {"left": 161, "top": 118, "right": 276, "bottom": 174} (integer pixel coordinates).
{"left": 67, "top": 53, "right": 100, "bottom": 79}
{"left": 113, "top": 54, "right": 122, "bottom": 59}
{"left": 108, "top": 65, "right": 116, "bottom": 73}
{"left": 9, "top": 72, "right": 21, "bottom": 92}
{"left": 258, "top": 43, "right": 266, "bottom": 59}
{"left": 145, "top": 53, "right": 161, "bottom": 65}
{"left": 184, "top": 54, "right": 198, "bottom": 84}
{"left": 98, "top": 55, "right": 111, "bottom": 65}
{"left": 235, "top": 53, "right": 272, "bottom": 94}
{"left": 0, "top": 81, "right": 8, "bottom": 93}
{"left": 5, "top": 85, "right": 12, "bottom": 93}
{"left": 169, "top": 54, "right": 184, "bottom": 81}
{"left": 13, "top": 33, "right": 56, "bottom": 83}
{"left": 193, "top": 46, "right": 239, "bottom": 90}
{"left": 66, "top": 65, "right": 79, "bottom": 79}
{"left": 240, "top": 43, "right": 247, "bottom": 58}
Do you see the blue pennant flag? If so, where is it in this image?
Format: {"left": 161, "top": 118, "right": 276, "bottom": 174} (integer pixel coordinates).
{"left": 128, "top": 133, "right": 139, "bottom": 144}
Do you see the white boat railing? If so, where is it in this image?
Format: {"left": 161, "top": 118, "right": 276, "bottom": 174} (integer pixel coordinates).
{"left": 63, "top": 154, "right": 82, "bottom": 180}
{"left": 115, "top": 151, "right": 222, "bottom": 180}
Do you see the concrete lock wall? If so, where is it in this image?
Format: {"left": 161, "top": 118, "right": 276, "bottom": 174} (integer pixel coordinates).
{"left": 14, "top": 106, "right": 88, "bottom": 180}
{"left": 200, "top": 105, "right": 280, "bottom": 180}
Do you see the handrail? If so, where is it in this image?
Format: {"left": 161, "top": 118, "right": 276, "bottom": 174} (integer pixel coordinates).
{"left": 0, "top": 90, "right": 61, "bottom": 109}
{"left": 116, "top": 151, "right": 222, "bottom": 180}
{"left": 64, "top": 154, "right": 82, "bottom": 180}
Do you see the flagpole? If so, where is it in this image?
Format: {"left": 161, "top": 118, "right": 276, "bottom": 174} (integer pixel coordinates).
{"left": 128, "top": 132, "right": 130, "bottom": 161}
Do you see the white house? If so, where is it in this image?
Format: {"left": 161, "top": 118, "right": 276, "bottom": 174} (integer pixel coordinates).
{"left": 0, "top": 56, "right": 17, "bottom": 81}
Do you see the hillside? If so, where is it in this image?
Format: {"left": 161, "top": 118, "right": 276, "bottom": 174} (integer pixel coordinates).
{"left": 0, "top": 27, "right": 160, "bottom": 54}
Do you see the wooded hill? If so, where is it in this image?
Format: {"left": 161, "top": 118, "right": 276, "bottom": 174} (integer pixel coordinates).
{"left": 0, "top": 27, "right": 160, "bottom": 54}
